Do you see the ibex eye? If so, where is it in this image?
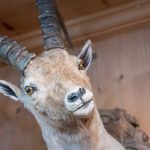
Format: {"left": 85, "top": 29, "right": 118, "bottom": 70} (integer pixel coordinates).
{"left": 25, "top": 86, "right": 34, "bottom": 95}
{"left": 78, "top": 60, "right": 85, "bottom": 70}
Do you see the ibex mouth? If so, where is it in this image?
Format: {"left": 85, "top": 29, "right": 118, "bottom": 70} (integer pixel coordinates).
{"left": 65, "top": 86, "right": 94, "bottom": 117}
{"left": 73, "top": 99, "right": 94, "bottom": 117}
{"left": 73, "top": 100, "right": 92, "bottom": 112}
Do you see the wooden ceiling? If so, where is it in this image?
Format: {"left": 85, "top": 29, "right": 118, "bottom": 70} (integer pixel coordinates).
{"left": 0, "top": 0, "right": 131, "bottom": 37}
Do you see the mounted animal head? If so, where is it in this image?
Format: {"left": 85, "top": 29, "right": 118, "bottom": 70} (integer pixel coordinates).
{"left": 0, "top": 0, "right": 94, "bottom": 128}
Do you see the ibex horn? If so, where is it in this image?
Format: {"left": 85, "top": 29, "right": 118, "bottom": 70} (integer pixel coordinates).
{"left": 0, "top": 36, "right": 36, "bottom": 74}
{"left": 36, "top": 0, "right": 64, "bottom": 50}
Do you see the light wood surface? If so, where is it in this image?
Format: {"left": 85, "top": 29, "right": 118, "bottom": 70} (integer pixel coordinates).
{"left": 0, "top": 0, "right": 130, "bottom": 37}
{"left": 1, "top": 0, "right": 149, "bottom": 53}
{"left": 88, "top": 26, "right": 150, "bottom": 137}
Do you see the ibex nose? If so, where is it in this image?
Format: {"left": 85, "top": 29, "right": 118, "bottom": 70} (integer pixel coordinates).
{"left": 68, "top": 87, "right": 86, "bottom": 103}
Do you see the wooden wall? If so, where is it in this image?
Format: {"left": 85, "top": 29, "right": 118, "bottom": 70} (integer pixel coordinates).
{"left": 0, "top": 26, "right": 150, "bottom": 150}
{"left": 88, "top": 26, "right": 150, "bottom": 137}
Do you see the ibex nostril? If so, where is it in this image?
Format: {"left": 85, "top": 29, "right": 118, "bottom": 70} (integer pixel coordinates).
{"left": 79, "top": 87, "right": 86, "bottom": 96}
{"left": 68, "top": 93, "right": 79, "bottom": 103}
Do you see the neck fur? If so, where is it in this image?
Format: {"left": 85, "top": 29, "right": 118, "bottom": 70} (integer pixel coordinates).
{"left": 31, "top": 107, "right": 125, "bottom": 150}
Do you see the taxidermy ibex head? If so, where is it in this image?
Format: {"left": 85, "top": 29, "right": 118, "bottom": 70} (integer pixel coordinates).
{"left": 0, "top": 0, "right": 125, "bottom": 149}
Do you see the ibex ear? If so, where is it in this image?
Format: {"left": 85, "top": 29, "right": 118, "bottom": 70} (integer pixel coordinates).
{"left": 78, "top": 40, "right": 92, "bottom": 70}
{"left": 0, "top": 80, "right": 19, "bottom": 101}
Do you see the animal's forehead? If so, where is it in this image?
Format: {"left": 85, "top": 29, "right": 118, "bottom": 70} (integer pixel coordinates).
{"left": 24, "top": 50, "right": 77, "bottom": 80}
{"left": 22, "top": 50, "right": 91, "bottom": 90}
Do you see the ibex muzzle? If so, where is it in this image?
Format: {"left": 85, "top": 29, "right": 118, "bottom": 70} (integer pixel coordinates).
{"left": 65, "top": 86, "right": 94, "bottom": 117}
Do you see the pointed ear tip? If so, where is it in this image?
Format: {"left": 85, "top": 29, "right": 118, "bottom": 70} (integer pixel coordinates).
{"left": 87, "top": 39, "right": 92, "bottom": 45}
{"left": 0, "top": 80, "right": 6, "bottom": 84}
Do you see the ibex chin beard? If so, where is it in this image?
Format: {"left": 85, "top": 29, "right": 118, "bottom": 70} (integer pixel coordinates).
{"left": 64, "top": 86, "right": 95, "bottom": 117}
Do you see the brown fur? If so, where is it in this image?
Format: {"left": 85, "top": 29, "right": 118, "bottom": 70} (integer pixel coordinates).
{"left": 18, "top": 49, "right": 125, "bottom": 149}
{"left": 23, "top": 49, "right": 93, "bottom": 129}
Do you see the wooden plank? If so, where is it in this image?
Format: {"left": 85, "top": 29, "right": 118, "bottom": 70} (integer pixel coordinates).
{"left": 11, "top": 0, "right": 150, "bottom": 50}
{"left": 0, "top": 0, "right": 130, "bottom": 37}
{"left": 56, "top": 0, "right": 130, "bottom": 20}
{"left": 0, "top": 0, "right": 150, "bottom": 67}
{"left": 87, "top": 26, "right": 150, "bottom": 137}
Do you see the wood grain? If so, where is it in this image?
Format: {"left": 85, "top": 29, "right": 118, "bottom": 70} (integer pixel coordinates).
{"left": 88, "top": 26, "right": 150, "bottom": 137}
{"left": 0, "top": 0, "right": 130, "bottom": 37}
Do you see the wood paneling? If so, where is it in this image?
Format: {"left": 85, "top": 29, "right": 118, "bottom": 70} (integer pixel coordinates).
{"left": 0, "top": 0, "right": 149, "bottom": 58}
{"left": 0, "top": 0, "right": 130, "bottom": 37}
{"left": 56, "top": 0, "right": 130, "bottom": 20}
{"left": 5, "top": 0, "right": 150, "bottom": 53}
{"left": 87, "top": 26, "right": 150, "bottom": 137}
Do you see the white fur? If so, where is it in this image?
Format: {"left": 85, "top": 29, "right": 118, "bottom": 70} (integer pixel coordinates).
{"left": 73, "top": 100, "right": 94, "bottom": 117}
{"left": 64, "top": 86, "right": 94, "bottom": 117}
{"left": 0, "top": 42, "right": 125, "bottom": 150}
{"left": 33, "top": 108, "right": 125, "bottom": 150}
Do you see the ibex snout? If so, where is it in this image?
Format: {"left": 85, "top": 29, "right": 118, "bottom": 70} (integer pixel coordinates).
{"left": 65, "top": 86, "right": 94, "bottom": 117}
{"left": 67, "top": 87, "right": 86, "bottom": 103}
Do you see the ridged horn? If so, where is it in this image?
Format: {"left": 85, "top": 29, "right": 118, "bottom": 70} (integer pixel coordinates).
{"left": 36, "top": 0, "right": 64, "bottom": 50}
{"left": 0, "top": 36, "right": 36, "bottom": 74}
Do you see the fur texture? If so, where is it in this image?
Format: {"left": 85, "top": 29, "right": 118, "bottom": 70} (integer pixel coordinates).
{"left": 0, "top": 45, "right": 125, "bottom": 149}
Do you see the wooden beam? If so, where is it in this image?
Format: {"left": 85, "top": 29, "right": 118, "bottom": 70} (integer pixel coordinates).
{"left": 1, "top": 0, "right": 150, "bottom": 67}
{"left": 0, "top": 62, "right": 6, "bottom": 68}
{"left": 12, "top": 0, "right": 150, "bottom": 49}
